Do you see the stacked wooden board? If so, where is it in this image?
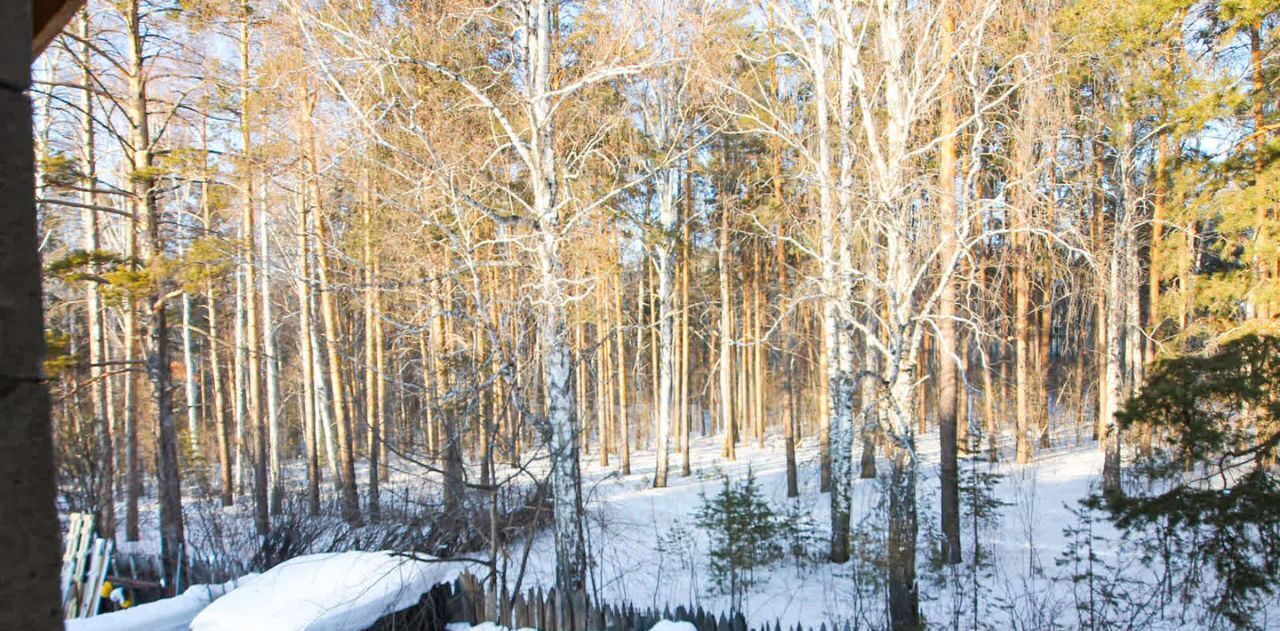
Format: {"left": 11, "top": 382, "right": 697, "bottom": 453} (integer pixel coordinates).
{"left": 60, "top": 513, "right": 114, "bottom": 619}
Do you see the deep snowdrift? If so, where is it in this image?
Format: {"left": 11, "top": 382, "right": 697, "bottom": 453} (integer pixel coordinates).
{"left": 189, "top": 551, "right": 467, "bottom": 631}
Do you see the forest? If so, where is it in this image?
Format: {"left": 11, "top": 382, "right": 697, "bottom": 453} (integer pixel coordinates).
{"left": 29, "top": 0, "right": 1280, "bottom": 629}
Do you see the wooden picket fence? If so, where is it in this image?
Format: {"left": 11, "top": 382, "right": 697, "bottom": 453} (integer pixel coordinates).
{"left": 369, "top": 572, "right": 833, "bottom": 631}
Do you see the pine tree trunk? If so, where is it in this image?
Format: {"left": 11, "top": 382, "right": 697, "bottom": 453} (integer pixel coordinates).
{"left": 615, "top": 231, "right": 631, "bottom": 475}
{"left": 127, "top": 0, "right": 185, "bottom": 588}
{"left": 436, "top": 285, "right": 465, "bottom": 515}
{"left": 315, "top": 208, "right": 362, "bottom": 525}
{"left": 937, "top": 10, "right": 961, "bottom": 563}
{"left": 596, "top": 292, "right": 610, "bottom": 467}
{"left": 1014, "top": 229, "right": 1032, "bottom": 464}
{"left": 718, "top": 194, "right": 735, "bottom": 461}
{"left": 237, "top": 2, "right": 269, "bottom": 536}
{"left": 777, "top": 230, "right": 798, "bottom": 498}
{"left": 123, "top": 215, "right": 141, "bottom": 542}
{"left": 296, "top": 180, "right": 320, "bottom": 516}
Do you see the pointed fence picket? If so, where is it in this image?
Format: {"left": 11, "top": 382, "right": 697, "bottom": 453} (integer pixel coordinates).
{"left": 367, "top": 572, "right": 839, "bottom": 631}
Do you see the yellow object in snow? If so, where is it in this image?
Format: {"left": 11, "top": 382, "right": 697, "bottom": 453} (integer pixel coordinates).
{"left": 100, "top": 580, "right": 113, "bottom": 599}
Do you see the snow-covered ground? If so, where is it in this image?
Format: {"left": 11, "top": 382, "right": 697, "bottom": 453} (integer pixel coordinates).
{"left": 69, "top": 427, "right": 1280, "bottom": 629}
{"left": 509, "top": 433, "right": 1125, "bottom": 629}
{"left": 64, "top": 575, "right": 255, "bottom": 631}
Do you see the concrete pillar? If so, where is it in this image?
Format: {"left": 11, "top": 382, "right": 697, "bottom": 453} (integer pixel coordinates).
{"left": 0, "top": 1, "right": 64, "bottom": 627}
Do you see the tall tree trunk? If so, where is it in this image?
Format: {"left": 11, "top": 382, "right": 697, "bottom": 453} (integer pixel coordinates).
{"left": 596, "top": 291, "right": 610, "bottom": 467}
{"left": 680, "top": 170, "right": 693, "bottom": 478}
{"left": 1101, "top": 239, "right": 1124, "bottom": 496}
{"left": 315, "top": 207, "right": 361, "bottom": 526}
{"left": 886, "top": 399, "right": 921, "bottom": 631}
{"left": 260, "top": 199, "right": 282, "bottom": 515}
{"left": 937, "top": 8, "right": 961, "bottom": 565}
{"left": 362, "top": 185, "right": 380, "bottom": 521}
{"left": 181, "top": 294, "right": 199, "bottom": 454}
{"left": 437, "top": 284, "right": 465, "bottom": 515}
{"left": 79, "top": 13, "right": 115, "bottom": 539}
{"left": 238, "top": 1, "right": 268, "bottom": 536}
{"left": 1014, "top": 230, "right": 1032, "bottom": 464}
{"left": 1251, "top": 23, "right": 1270, "bottom": 321}
{"left": 828, "top": 32, "right": 856, "bottom": 564}
{"left": 1147, "top": 133, "right": 1167, "bottom": 360}
{"left": 126, "top": 0, "right": 185, "bottom": 589}
{"left": 233, "top": 233, "right": 246, "bottom": 492}
{"left": 123, "top": 204, "right": 141, "bottom": 541}
{"left": 296, "top": 180, "right": 320, "bottom": 516}
{"left": 529, "top": 1, "right": 586, "bottom": 595}
{"left": 653, "top": 154, "right": 679, "bottom": 488}
{"left": 718, "top": 184, "right": 736, "bottom": 462}
{"left": 209, "top": 280, "right": 232, "bottom": 507}
{"left": 747, "top": 241, "right": 757, "bottom": 447}
{"left": 777, "top": 230, "right": 798, "bottom": 498}
{"left": 614, "top": 232, "right": 631, "bottom": 475}
{"left": 1093, "top": 140, "right": 1109, "bottom": 449}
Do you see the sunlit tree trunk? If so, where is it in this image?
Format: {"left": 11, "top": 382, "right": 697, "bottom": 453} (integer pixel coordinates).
{"left": 79, "top": 13, "right": 114, "bottom": 539}
{"left": 126, "top": 0, "right": 184, "bottom": 588}
{"left": 238, "top": 0, "right": 269, "bottom": 536}
{"left": 717, "top": 173, "right": 736, "bottom": 462}
{"left": 937, "top": 9, "right": 961, "bottom": 564}
{"left": 315, "top": 199, "right": 361, "bottom": 526}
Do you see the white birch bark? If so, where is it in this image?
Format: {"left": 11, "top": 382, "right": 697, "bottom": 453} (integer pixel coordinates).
{"left": 260, "top": 210, "right": 282, "bottom": 512}
{"left": 182, "top": 294, "right": 199, "bottom": 452}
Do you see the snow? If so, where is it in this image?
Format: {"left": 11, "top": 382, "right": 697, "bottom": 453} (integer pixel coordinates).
{"left": 190, "top": 551, "right": 468, "bottom": 631}
{"left": 500, "top": 432, "right": 1148, "bottom": 629}
{"left": 64, "top": 575, "right": 256, "bottom": 631}
{"left": 444, "top": 621, "right": 689, "bottom": 631}
{"left": 84, "top": 419, "right": 1280, "bottom": 629}
{"left": 445, "top": 623, "right": 536, "bottom": 631}
{"left": 648, "top": 621, "right": 697, "bottom": 631}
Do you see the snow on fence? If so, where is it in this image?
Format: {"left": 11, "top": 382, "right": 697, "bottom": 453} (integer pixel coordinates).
{"left": 371, "top": 573, "right": 834, "bottom": 631}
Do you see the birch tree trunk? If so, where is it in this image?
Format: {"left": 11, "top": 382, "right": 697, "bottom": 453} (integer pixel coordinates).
{"left": 79, "top": 13, "right": 114, "bottom": 539}
{"left": 529, "top": 0, "right": 586, "bottom": 594}
{"left": 260, "top": 203, "right": 282, "bottom": 515}
{"left": 362, "top": 185, "right": 380, "bottom": 521}
{"left": 653, "top": 156, "right": 678, "bottom": 488}
{"left": 827, "top": 22, "right": 856, "bottom": 565}
{"left": 680, "top": 171, "right": 693, "bottom": 478}
{"left": 182, "top": 294, "right": 199, "bottom": 454}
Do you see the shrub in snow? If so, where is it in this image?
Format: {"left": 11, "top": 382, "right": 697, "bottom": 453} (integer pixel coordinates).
{"left": 693, "top": 468, "right": 783, "bottom": 609}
